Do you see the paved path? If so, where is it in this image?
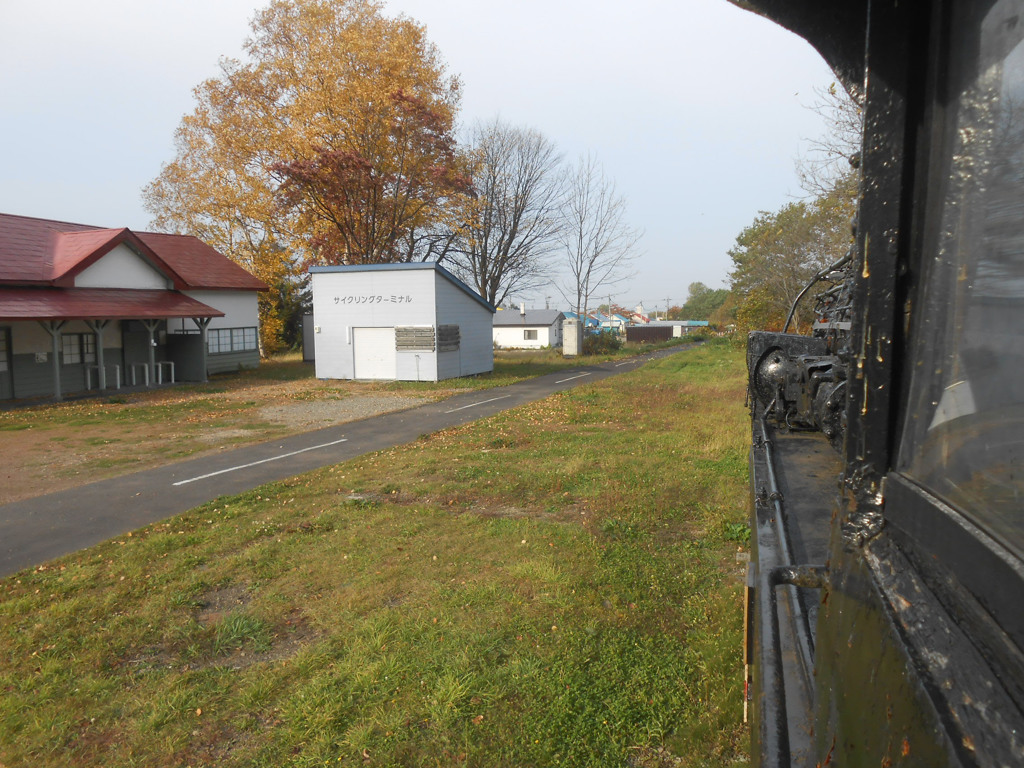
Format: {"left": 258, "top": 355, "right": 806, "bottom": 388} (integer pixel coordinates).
{"left": 0, "top": 346, "right": 692, "bottom": 577}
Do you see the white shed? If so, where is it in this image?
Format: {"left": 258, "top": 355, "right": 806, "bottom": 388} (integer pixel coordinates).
{"left": 309, "top": 262, "right": 495, "bottom": 381}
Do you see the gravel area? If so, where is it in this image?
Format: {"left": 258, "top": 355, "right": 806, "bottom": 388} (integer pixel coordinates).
{"left": 258, "top": 394, "right": 430, "bottom": 429}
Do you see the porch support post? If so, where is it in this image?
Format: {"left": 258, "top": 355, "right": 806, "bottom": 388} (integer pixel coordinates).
{"left": 39, "top": 320, "right": 66, "bottom": 401}
{"left": 142, "top": 320, "right": 160, "bottom": 385}
{"left": 192, "top": 317, "right": 212, "bottom": 383}
{"left": 85, "top": 319, "right": 110, "bottom": 390}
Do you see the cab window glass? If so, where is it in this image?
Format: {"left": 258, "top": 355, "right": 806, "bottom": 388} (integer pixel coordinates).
{"left": 899, "top": 0, "right": 1024, "bottom": 556}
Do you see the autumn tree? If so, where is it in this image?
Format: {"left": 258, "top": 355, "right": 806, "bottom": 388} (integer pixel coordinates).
{"left": 446, "top": 119, "right": 564, "bottom": 306}
{"left": 680, "top": 281, "right": 729, "bottom": 320}
{"left": 557, "top": 155, "right": 641, "bottom": 320}
{"left": 143, "top": 0, "right": 462, "bottom": 352}
{"left": 728, "top": 185, "right": 853, "bottom": 332}
{"left": 273, "top": 88, "right": 470, "bottom": 265}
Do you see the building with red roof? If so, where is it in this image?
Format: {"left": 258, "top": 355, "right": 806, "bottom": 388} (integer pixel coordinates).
{"left": 0, "top": 213, "right": 268, "bottom": 401}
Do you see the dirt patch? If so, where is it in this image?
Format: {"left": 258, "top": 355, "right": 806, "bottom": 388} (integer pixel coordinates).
{"left": 195, "top": 583, "right": 252, "bottom": 624}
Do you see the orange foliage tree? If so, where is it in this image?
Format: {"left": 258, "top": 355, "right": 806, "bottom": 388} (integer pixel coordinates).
{"left": 143, "top": 0, "right": 463, "bottom": 353}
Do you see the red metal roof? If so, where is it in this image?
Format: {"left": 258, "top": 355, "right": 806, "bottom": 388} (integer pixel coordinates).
{"left": 0, "top": 213, "right": 268, "bottom": 291}
{"left": 51, "top": 229, "right": 130, "bottom": 281}
{"left": 0, "top": 287, "right": 224, "bottom": 321}
{"left": 0, "top": 215, "right": 98, "bottom": 284}
{"left": 135, "top": 231, "right": 267, "bottom": 291}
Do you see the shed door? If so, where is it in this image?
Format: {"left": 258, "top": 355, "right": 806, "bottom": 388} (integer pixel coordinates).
{"left": 353, "top": 327, "right": 397, "bottom": 380}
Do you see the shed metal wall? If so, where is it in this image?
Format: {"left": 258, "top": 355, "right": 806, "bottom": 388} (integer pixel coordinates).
{"left": 434, "top": 273, "right": 492, "bottom": 379}
{"left": 310, "top": 266, "right": 493, "bottom": 382}
{"left": 312, "top": 268, "right": 437, "bottom": 381}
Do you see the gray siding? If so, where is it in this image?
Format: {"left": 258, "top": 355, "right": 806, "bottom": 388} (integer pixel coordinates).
{"left": 6, "top": 346, "right": 128, "bottom": 400}
{"left": 207, "top": 349, "right": 259, "bottom": 375}
{"left": 10, "top": 352, "right": 58, "bottom": 399}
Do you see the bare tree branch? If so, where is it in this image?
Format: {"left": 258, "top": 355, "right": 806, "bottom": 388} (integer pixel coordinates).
{"left": 557, "top": 154, "right": 642, "bottom": 320}
{"left": 446, "top": 118, "right": 564, "bottom": 306}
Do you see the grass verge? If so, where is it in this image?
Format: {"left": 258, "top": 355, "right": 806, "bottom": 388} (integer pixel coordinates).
{"left": 0, "top": 339, "right": 748, "bottom": 767}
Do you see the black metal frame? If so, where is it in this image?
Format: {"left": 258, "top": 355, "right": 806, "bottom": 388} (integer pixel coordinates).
{"left": 743, "top": 0, "right": 1024, "bottom": 765}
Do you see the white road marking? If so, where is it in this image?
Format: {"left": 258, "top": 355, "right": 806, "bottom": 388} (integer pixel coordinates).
{"left": 614, "top": 360, "right": 635, "bottom": 367}
{"left": 172, "top": 439, "right": 349, "bottom": 486}
{"left": 555, "top": 372, "right": 593, "bottom": 383}
{"left": 444, "top": 395, "right": 512, "bottom": 413}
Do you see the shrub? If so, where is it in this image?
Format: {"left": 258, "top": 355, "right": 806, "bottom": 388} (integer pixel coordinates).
{"left": 583, "top": 330, "right": 622, "bottom": 355}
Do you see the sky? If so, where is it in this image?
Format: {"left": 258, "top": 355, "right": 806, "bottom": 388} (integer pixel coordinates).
{"left": 0, "top": 0, "right": 837, "bottom": 314}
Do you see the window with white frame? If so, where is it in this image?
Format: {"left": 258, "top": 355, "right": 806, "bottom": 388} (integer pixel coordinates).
{"left": 61, "top": 334, "right": 96, "bottom": 365}
{"left": 524, "top": 329, "right": 538, "bottom": 341}
{"left": 208, "top": 327, "right": 258, "bottom": 355}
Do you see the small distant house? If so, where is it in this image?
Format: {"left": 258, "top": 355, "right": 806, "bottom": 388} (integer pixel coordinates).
{"left": 0, "top": 213, "right": 267, "bottom": 402}
{"left": 492, "top": 309, "right": 564, "bottom": 349}
{"left": 309, "top": 262, "right": 495, "bottom": 381}
{"left": 595, "top": 313, "right": 629, "bottom": 332}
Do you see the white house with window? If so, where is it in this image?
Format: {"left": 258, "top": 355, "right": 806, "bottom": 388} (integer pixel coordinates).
{"left": 0, "top": 213, "right": 267, "bottom": 402}
{"left": 492, "top": 309, "right": 564, "bottom": 349}
{"left": 309, "top": 262, "right": 495, "bottom": 381}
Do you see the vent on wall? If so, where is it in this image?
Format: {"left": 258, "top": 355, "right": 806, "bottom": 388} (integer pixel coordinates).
{"left": 395, "top": 326, "right": 435, "bottom": 351}
{"left": 437, "top": 325, "right": 460, "bottom": 352}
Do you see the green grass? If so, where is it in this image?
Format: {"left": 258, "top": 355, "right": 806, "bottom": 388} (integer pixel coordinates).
{"left": 0, "top": 339, "right": 749, "bottom": 767}
{"left": 385, "top": 338, "right": 698, "bottom": 394}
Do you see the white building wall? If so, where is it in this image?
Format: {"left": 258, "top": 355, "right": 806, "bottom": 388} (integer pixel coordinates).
{"left": 311, "top": 269, "right": 437, "bottom": 380}
{"left": 493, "top": 325, "right": 554, "bottom": 349}
{"left": 396, "top": 340, "right": 439, "bottom": 381}
{"left": 74, "top": 244, "right": 170, "bottom": 290}
{"left": 434, "top": 274, "right": 492, "bottom": 378}
{"left": 179, "top": 290, "right": 259, "bottom": 330}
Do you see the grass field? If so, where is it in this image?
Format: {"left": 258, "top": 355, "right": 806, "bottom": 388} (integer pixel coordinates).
{"left": 0, "top": 340, "right": 699, "bottom": 505}
{"left": 0, "top": 339, "right": 750, "bottom": 767}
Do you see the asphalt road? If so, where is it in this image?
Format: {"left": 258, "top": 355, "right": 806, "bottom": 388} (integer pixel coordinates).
{"left": 0, "top": 345, "right": 693, "bottom": 577}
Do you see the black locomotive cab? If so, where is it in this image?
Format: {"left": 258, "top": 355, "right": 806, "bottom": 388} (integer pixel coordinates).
{"left": 740, "top": 0, "right": 1024, "bottom": 765}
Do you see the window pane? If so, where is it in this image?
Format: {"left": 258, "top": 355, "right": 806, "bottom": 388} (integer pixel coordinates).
{"left": 83, "top": 334, "right": 96, "bottom": 364}
{"left": 899, "top": 0, "right": 1024, "bottom": 557}
{"left": 208, "top": 329, "right": 226, "bottom": 354}
{"left": 62, "top": 335, "right": 81, "bottom": 365}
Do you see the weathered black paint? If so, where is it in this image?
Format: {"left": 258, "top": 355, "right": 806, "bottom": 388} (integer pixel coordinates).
{"left": 741, "top": 0, "right": 1024, "bottom": 765}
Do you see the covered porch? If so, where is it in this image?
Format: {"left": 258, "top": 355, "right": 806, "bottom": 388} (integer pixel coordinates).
{"left": 0, "top": 287, "right": 223, "bottom": 402}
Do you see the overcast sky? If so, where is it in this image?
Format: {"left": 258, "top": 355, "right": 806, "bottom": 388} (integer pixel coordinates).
{"left": 0, "top": 0, "right": 836, "bottom": 313}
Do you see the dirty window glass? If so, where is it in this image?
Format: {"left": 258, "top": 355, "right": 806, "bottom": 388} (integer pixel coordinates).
{"left": 899, "top": 0, "right": 1024, "bottom": 557}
